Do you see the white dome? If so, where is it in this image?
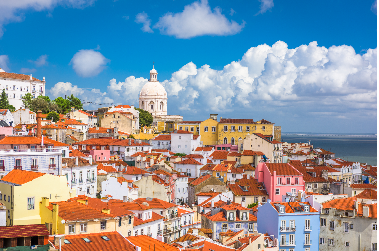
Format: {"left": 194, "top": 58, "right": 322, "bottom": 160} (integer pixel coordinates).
{"left": 150, "top": 68, "right": 157, "bottom": 74}
{"left": 140, "top": 81, "right": 167, "bottom": 96}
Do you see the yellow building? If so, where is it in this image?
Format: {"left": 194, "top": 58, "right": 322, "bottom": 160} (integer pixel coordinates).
{"left": 40, "top": 196, "right": 134, "bottom": 236}
{"left": 175, "top": 121, "right": 202, "bottom": 135}
{"left": 0, "top": 169, "right": 74, "bottom": 226}
{"left": 199, "top": 116, "right": 219, "bottom": 146}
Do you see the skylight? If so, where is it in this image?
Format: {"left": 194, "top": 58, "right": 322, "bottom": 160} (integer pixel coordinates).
{"left": 63, "top": 240, "right": 71, "bottom": 244}
{"left": 101, "top": 236, "right": 110, "bottom": 241}
{"left": 83, "top": 238, "right": 91, "bottom": 243}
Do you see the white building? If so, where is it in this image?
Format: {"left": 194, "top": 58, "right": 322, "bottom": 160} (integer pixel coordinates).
{"left": 139, "top": 66, "right": 167, "bottom": 117}
{"left": 175, "top": 158, "right": 203, "bottom": 178}
{"left": 175, "top": 175, "right": 189, "bottom": 204}
{"left": 68, "top": 110, "right": 97, "bottom": 127}
{"left": 171, "top": 130, "right": 202, "bottom": 155}
{"left": 12, "top": 108, "right": 36, "bottom": 125}
{"left": 0, "top": 109, "right": 14, "bottom": 127}
{"left": 150, "top": 134, "right": 171, "bottom": 150}
{"left": 101, "top": 176, "right": 138, "bottom": 201}
{"left": 61, "top": 157, "right": 97, "bottom": 198}
{"left": 0, "top": 69, "right": 45, "bottom": 110}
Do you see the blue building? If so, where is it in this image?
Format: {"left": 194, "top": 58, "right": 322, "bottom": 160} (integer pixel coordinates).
{"left": 257, "top": 201, "right": 320, "bottom": 251}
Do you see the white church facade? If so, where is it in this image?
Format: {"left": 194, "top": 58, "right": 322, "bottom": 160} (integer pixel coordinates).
{"left": 0, "top": 68, "right": 46, "bottom": 110}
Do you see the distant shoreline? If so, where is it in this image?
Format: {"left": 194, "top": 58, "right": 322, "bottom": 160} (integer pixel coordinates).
{"left": 282, "top": 133, "right": 377, "bottom": 138}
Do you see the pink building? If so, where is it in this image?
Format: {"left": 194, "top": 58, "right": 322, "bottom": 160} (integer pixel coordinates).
{"left": 90, "top": 149, "right": 110, "bottom": 161}
{"left": 255, "top": 163, "right": 305, "bottom": 202}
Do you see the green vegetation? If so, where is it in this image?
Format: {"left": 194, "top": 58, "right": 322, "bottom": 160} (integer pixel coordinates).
{"left": 174, "top": 153, "right": 186, "bottom": 157}
{"left": 128, "top": 134, "right": 135, "bottom": 139}
{"left": 247, "top": 202, "right": 258, "bottom": 208}
{"left": 0, "top": 89, "right": 15, "bottom": 111}
{"left": 46, "top": 111, "right": 60, "bottom": 122}
{"left": 135, "top": 108, "right": 153, "bottom": 127}
{"left": 22, "top": 94, "right": 83, "bottom": 114}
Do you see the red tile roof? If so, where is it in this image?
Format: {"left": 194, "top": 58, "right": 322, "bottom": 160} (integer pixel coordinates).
{"left": 176, "top": 158, "right": 202, "bottom": 165}
{"left": 271, "top": 202, "right": 318, "bottom": 213}
{"left": 228, "top": 178, "right": 268, "bottom": 196}
{"left": 189, "top": 174, "right": 212, "bottom": 186}
{"left": 152, "top": 135, "right": 171, "bottom": 141}
{"left": 88, "top": 127, "right": 116, "bottom": 134}
{"left": 0, "top": 224, "right": 49, "bottom": 238}
{"left": 0, "top": 136, "right": 69, "bottom": 147}
{"left": 127, "top": 235, "right": 179, "bottom": 251}
{"left": 357, "top": 203, "right": 377, "bottom": 218}
{"left": 219, "top": 119, "right": 255, "bottom": 124}
{"left": 51, "top": 231, "right": 136, "bottom": 251}
{"left": 265, "top": 163, "right": 303, "bottom": 176}
{"left": 195, "top": 147, "right": 214, "bottom": 152}
{"left": 322, "top": 197, "right": 357, "bottom": 211}
{"left": 351, "top": 184, "right": 377, "bottom": 189}
{"left": 204, "top": 210, "right": 256, "bottom": 222}
{"left": 184, "top": 154, "right": 204, "bottom": 159}
{"left": 97, "top": 163, "right": 118, "bottom": 174}
{"left": 123, "top": 166, "right": 149, "bottom": 175}
{"left": 1, "top": 169, "right": 45, "bottom": 185}
{"left": 355, "top": 189, "right": 377, "bottom": 199}
{"left": 77, "top": 110, "right": 97, "bottom": 117}
{"left": 70, "top": 149, "right": 88, "bottom": 157}
{"left": 242, "top": 150, "right": 264, "bottom": 156}
{"left": 228, "top": 152, "right": 241, "bottom": 157}
{"left": 133, "top": 198, "right": 177, "bottom": 209}
{"left": 115, "top": 105, "right": 131, "bottom": 108}
{"left": 133, "top": 212, "right": 164, "bottom": 226}
{"left": 172, "top": 130, "right": 193, "bottom": 134}
{"left": 0, "top": 71, "right": 43, "bottom": 82}
{"left": 210, "top": 151, "right": 228, "bottom": 160}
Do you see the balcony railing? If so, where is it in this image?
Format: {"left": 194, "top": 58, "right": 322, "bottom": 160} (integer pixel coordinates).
{"left": 79, "top": 179, "right": 83, "bottom": 184}
{"left": 157, "top": 230, "right": 162, "bottom": 235}
{"left": 49, "top": 164, "right": 56, "bottom": 169}
{"left": 280, "top": 227, "right": 296, "bottom": 232}
{"left": 14, "top": 166, "right": 22, "bottom": 170}
{"left": 304, "top": 226, "right": 312, "bottom": 231}
{"left": 86, "top": 178, "right": 96, "bottom": 183}
{"left": 31, "top": 165, "right": 38, "bottom": 171}
{"left": 304, "top": 240, "right": 312, "bottom": 245}
{"left": 280, "top": 241, "right": 296, "bottom": 246}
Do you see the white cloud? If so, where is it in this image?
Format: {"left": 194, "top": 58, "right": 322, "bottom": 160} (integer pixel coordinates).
{"left": 372, "top": 0, "right": 377, "bottom": 14}
{"left": 257, "top": 0, "right": 274, "bottom": 15}
{"left": 154, "top": 0, "right": 245, "bottom": 39}
{"left": 107, "top": 76, "right": 149, "bottom": 104}
{"left": 0, "top": 0, "right": 95, "bottom": 37}
{"left": 0, "top": 55, "right": 10, "bottom": 72}
{"left": 70, "top": 49, "right": 109, "bottom": 77}
{"left": 135, "top": 12, "right": 153, "bottom": 33}
{"left": 230, "top": 8, "right": 236, "bottom": 16}
{"left": 29, "top": 54, "right": 48, "bottom": 67}
{"left": 20, "top": 68, "right": 36, "bottom": 73}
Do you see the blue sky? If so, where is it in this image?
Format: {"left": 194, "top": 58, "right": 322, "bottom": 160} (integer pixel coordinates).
{"left": 0, "top": 0, "right": 377, "bottom": 133}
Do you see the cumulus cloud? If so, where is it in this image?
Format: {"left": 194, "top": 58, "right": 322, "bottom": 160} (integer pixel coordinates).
{"left": 154, "top": 0, "right": 245, "bottom": 39}
{"left": 29, "top": 54, "right": 48, "bottom": 67}
{"left": 70, "top": 49, "right": 109, "bottom": 77}
{"left": 257, "top": 0, "right": 274, "bottom": 15}
{"left": 0, "top": 55, "right": 10, "bottom": 72}
{"left": 135, "top": 12, "right": 153, "bottom": 33}
{"left": 107, "top": 76, "right": 149, "bottom": 104}
{"left": 372, "top": 0, "right": 377, "bottom": 14}
{"left": 0, "top": 0, "right": 95, "bottom": 37}
{"left": 20, "top": 68, "right": 37, "bottom": 73}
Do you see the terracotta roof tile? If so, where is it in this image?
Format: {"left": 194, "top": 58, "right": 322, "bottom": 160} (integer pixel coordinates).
{"left": 70, "top": 149, "right": 88, "bottom": 157}
{"left": 189, "top": 174, "right": 212, "bottom": 186}
{"left": 0, "top": 224, "right": 49, "bottom": 238}
{"left": 228, "top": 178, "right": 268, "bottom": 196}
{"left": 195, "top": 147, "right": 214, "bottom": 152}
{"left": 127, "top": 235, "right": 179, "bottom": 251}
{"left": 1, "top": 169, "right": 45, "bottom": 185}
{"left": 351, "top": 184, "right": 377, "bottom": 189}
{"left": 173, "top": 234, "right": 200, "bottom": 243}
{"left": 77, "top": 110, "right": 97, "bottom": 117}
{"left": 227, "top": 152, "right": 241, "bottom": 157}
{"left": 357, "top": 203, "right": 377, "bottom": 218}
{"left": 210, "top": 151, "right": 228, "bottom": 160}
{"left": 133, "top": 211, "right": 164, "bottom": 226}
{"left": 355, "top": 189, "right": 377, "bottom": 199}
{"left": 176, "top": 158, "right": 202, "bottom": 165}
{"left": 133, "top": 198, "right": 177, "bottom": 209}
{"left": 200, "top": 164, "right": 216, "bottom": 171}
{"left": 172, "top": 130, "right": 193, "bottom": 134}
{"left": 88, "top": 127, "right": 116, "bottom": 134}
{"left": 152, "top": 135, "right": 171, "bottom": 141}
{"left": 97, "top": 163, "right": 118, "bottom": 173}
{"left": 271, "top": 202, "right": 317, "bottom": 213}
{"left": 265, "top": 163, "right": 303, "bottom": 176}
{"left": 123, "top": 166, "right": 148, "bottom": 175}
{"left": 0, "top": 136, "right": 69, "bottom": 147}
{"left": 242, "top": 150, "right": 265, "bottom": 156}
{"left": 0, "top": 72, "right": 43, "bottom": 82}
{"left": 219, "top": 119, "right": 255, "bottom": 124}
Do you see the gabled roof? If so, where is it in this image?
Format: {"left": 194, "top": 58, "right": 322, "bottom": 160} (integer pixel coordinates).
{"left": 77, "top": 110, "right": 97, "bottom": 117}
{"left": 195, "top": 147, "right": 214, "bottom": 152}
{"left": 70, "top": 149, "right": 88, "bottom": 157}
{"left": 152, "top": 134, "right": 171, "bottom": 141}
{"left": 127, "top": 235, "right": 179, "bottom": 251}
{"left": 97, "top": 163, "right": 118, "bottom": 174}
{"left": 88, "top": 127, "right": 116, "bottom": 134}
{"left": 200, "top": 164, "right": 216, "bottom": 171}
{"left": 1, "top": 169, "right": 45, "bottom": 185}
{"left": 123, "top": 166, "right": 148, "bottom": 175}
{"left": 210, "top": 151, "right": 228, "bottom": 160}
{"left": 184, "top": 154, "right": 204, "bottom": 159}
{"left": 176, "top": 158, "right": 202, "bottom": 165}
{"left": 227, "top": 152, "right": 241, "bottom": 157}
{"left": 357, "top": 203, "right": 377, "bottom": 218}
{"left": 228, "top": 178, "right": 268, "bottom": 196}
{"left": 322, "top": 197, "right": 358, "bottom": 211}
{"left": 50, "top": 232, "right": 135, "bottom": 251}
{"left": 0, "top": 136, "right": 69, "bottom": 147}
{"left": 0, "top": 71, "right": 43, "bottom": 82}
{"left": 0, "top": 224, "right": 49, "bottom": 238}
{"left": 270, "top": 202, "right": 318, "bottom": 213}
{"left": 133, "top": 211, "right": 164, "bottom": 226}
{"left": 355, "top": 189, "right": 377, "bottom": 199}
{"left": 172, "top": 130, "right": 193, "bottom": 134}
{"left": 189, "top": 174, "right": 213, "bottom": 186}
{"left": 351, "top": 184, "right": 377, "bottom": 189}
{"left": 134, "top": 198, "right": 177, "bottom": 209}
{"left": 47, "top": 201, "right": 113, "bottom": 221}
{"left": 265, "top": 163, "right": 303, "bottom": 176}
{"left": 242, "top": 150, "right": 265, "bottom": 156}
{"left": 115, "top": 105, "right": 131, "bottom": 108}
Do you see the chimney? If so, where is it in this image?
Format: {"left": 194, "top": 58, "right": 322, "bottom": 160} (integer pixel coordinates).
{"left": 241, "top": 201, "right": 246, "bottom": 208}
{"left": 211, "top": 200, "right": 214, "bottom": 208}
{"left": 42, "top": 197, "right": 49, "bottom": 208}
{"left": 75, "top": 157, "right": 78, "bottom": 166}
{"left": 43, "top": 77, "right": 45, "bottom": 82}
{"left": 129, "top": 138, "right": 131, "bottom": 145}
{"left": 54, "top": 235, "right": 65, "bottom": 247}
{"left": 30, "top": 74, "right": 32, "bottom": 80}
{"left": 249, "top": 237, "right": 251, "bottom": 244}
{"left": 123, "top": 196, "right": 128, "bottom": 202}
{"left": 362, "top": 206, "right": 369, "bottom": 217}
{"left": 36, "top": 110, "right": 42, "bottom": 138}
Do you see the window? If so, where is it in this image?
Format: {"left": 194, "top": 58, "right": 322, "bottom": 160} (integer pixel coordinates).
{"left": 289, "top": 220, "right": 295, "bottom": 229}
{"left": 248, "top": 223, "right": 254, "bottom": 232}
{"left": 238, "top": 126, "right": 243, "bottom": 132}
{"left": 212, "top": 126, "right": 216, "bottom": 132}
{"left": 344, "top": 222, "right": 349, "bottom": 232}
{"left": 305, "top": 233, "right": 310, "bottom": 245}
{"left": 216, "top": 172, "right": 220, "bottom": 177}
{"left": 373, "top": 243, "right": 377, "bottom": 251}
{"left": 320, "top": 238, "right": 325, "bottom": 244}
{"left": 262, "top": 126, "right": 266, "bottom": 131}
{"left": 286, "top": 177, "right": 291, "bottom": 184}
{"left": 135, "top": 230, "right": 138, "bottom": 236}
{"left": 291, "top": 188, "right": 296, "bottom": 194}
{"left": 314, "top": 183, "right": 318, "bottom": 188}
{"left": 231, "top": 126, "right": 235, "bottom": 132}
{"left": 276, "top": 188, "right": 280, "bottom": 195}
{"left": 279, "top": 206, "right": 285, "bottom": 213}
{"left": 294, "top": 177, "right": 299, "bottom": 184}
{"left": 328, "top": 239, "right": 334, "bottom": 246}
{"left": 223, "top": 137, "right": 228, "bottom": 144}
{"left": 304, "top": 205, "right": 309, "bottom": 212}
{"left": 324, "top": 209, "right": 329, "bottom": 214}
{"left": 280, "top": 235, "right": 285, "bottom": 245}
{"left": 373, "top": 223, "right": 377, "bottom": 230}
{"left": 224, "top": 126, "right": 228, "bottom": 132}
{"left": 281, "top": 220, "right": 286, "bottom": 229}
{"left": 289, "top": 234, "right": 295, "bottom": 245}
{"left": 246, "top": 126, "right": 250, "bottom": 132}
{"left": 228, "top": 212, "right": 234, "bottom": 220}
{"left": 80, "top": 223, "right": 87, "bottom": 232}
{"left": 141, "top": 229, "right": 144, "bottom": 235}
{"left": 179, "top": 136, "right": 181, "bottom": 139}
{"left": 27, "top": 197, "right": 34, "bottom": 210}
{"left": 235, "top": 223, "right": 241, "bottom": 229}
{"left": 179, "top": 126, "right": 183, "bottom": 130}
{"left": 222, "top": 223, "right": 228, "bottom": 232}
{"left": 204, "top": 126, "right": 208, "bottom": 132}
{"left": 345, "top": 242, "right": 350, "bottom": 246}
{"left": 320, "top": 218, "right": 326, "bottom": 226}
{"left": 254, "top": 197, "right": 258, "bottom": 203}
{"left": 0, "top": 194, "right": 2, "bottom": 200}
{"left": 242, "top": 212, "right": 247, "bottom": 220}
{"left": 185, "top": 127, "right": 188, "bottom": 131}
{"left": 330, "top": 221, "right": 334, "bottom": 231}
{"left": 277, "top": 177, "right": 282, "bottom": 184}
{"left": 197, "top": 127, "right": 200, "bottom": 133}
{"left": 101, "top": 221, "right": 106, "bottom": 230}
{"left": 69, "top": 224, "right": 75, "bottom": 234}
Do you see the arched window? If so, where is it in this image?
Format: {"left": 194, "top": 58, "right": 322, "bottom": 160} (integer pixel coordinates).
{"left": 238, "top": 137, "right": 242, "bottom": 142}
{"left": 223, "top": 137, "right": 228, "bottom": 144}
{"left": 231, "top": 137, "right": 235, "bottom": 145}
{"left": 149, "top": 101, "right": 154, "bottom": 111}
{"left": 160, "top": 101, "right": 164, "bottom": 110}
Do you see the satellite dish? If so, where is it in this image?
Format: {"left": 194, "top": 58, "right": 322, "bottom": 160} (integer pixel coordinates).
{"left": 61, "top": 220, "right": 65, "bottom": 224}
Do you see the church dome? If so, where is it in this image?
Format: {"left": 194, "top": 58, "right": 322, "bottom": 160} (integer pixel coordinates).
{"left": 140, "top": 81, "right": 167, "bottom": 97}
{"left": 150, "top": 68, "right": 157, "bottom": 74}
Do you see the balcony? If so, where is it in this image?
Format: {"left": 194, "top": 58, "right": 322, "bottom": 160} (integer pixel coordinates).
{"left": 280, "top": 241, "right": 296, "bottom": 246}
{"left": 157, "top": 230, "right": 162, "bottom": 235}
{"left": 304, "top": 226, "right": 312, "bottom": 231}
{"left": 14, "top": 166, "right": 22, "bottom": 170}
{"left": 163, "top": 228, "right": 171, "bottom": 234}
{"left": 71, "top": 179, "right": 77, "bottom": 184}
{"left": 79, "top": 179, "right": 83, "bottom": 184}
{"left": 304, "top": 240, "right": 312, "bottom": 245}
{"left": 280, "top": 226, "right": 296, "bottom": 232}
{"left": 31, "top": 165, "right": 38, "bottom": 171}
{"left": 49, "top": 164, "right": 56, "bottom": 169}
{"left": 86, "top": 178, "right": 96, "bottom": 183}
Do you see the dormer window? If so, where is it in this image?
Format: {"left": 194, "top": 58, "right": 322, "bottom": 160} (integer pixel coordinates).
{"left": 228, "top": 212, "right": 234, "bottom": 221}
{"left": 279, "top": 206, "right": 285, "bottom": 214}
{"left": 304, "top": 205, "right": 309, "bottom": 212}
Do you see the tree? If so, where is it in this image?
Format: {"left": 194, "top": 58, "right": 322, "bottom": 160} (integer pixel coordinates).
{"left": 135, "top": 108, "right": 153, "bottom": 127}
{"left": 22, "top": 93, "right": 33, "bottom": 109}
{"left": 247, "top": 202, "right": 258, "bottom": 208}
{"left": 53, "top": 97, "right": 71, "bottom": 114}
{"left": 67, "top": 94, "right": 83, "bottom": 110}
{"left": 128, "top": 134, "right": 135, "bottom": 139}
{"left": 174, "top": 153, "right": 186, "bottom": 157}
{"left": 46, "top": 111, "right": 60, "bottom": 122}
{"left": 0, "top": 89, "right": 15, "bottom": 111}
{"left": 29, "top": 96, "right": 59, "bottom": 114}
